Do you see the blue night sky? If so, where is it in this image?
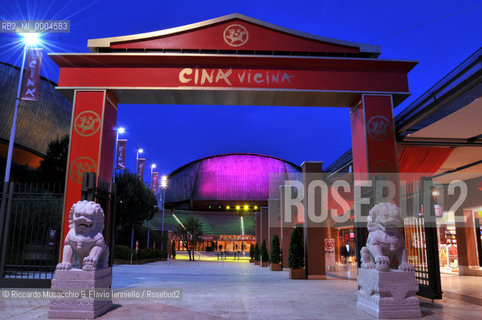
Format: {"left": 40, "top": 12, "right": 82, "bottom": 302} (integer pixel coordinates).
{"left": 1, "top": 0, "right": 481, "bottom": 180}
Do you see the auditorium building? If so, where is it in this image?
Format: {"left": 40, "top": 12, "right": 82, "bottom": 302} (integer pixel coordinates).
{"left": 149, "top": 153, "right": 301, "bottom": 252}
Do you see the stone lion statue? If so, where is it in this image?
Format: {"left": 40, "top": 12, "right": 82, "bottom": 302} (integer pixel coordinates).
{"left": 360, "top": 202, "right": 413, "bottom": 272}
{"left": 56, "top": 201, "right": 109, "bottom": 271}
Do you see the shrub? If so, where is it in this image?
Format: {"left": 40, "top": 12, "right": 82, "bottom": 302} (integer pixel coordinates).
{"left": 171, "top": 242, "right": 176, "bottom": 258}
{"left": 155, "top": 250, "right": 168, "bottom": 260}
{"left": 270, "top": 234, "right": 281, "bottom": 264}
{"left": 249, "top": 244, "right": 255, "bottom": 260}
{"left": 254, "top": 243, "right": 260, "bottom": 260}
{"left": 260, "top": 239, "right": 269, "bottom": 262}
{"left": 114, "top": 245, "right": 132, "bottom": 260}
{"left": 137, "top": 248, "right": 155, "bottom": 260}
{"left": 288, "top": 226, "right": 304, "bottom": 269}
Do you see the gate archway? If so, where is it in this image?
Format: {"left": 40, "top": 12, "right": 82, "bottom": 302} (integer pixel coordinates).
{"left": 49, "top": 13, "right": 416, "bottom": 249}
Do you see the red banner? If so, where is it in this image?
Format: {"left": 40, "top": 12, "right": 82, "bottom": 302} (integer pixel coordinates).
{"left": 151, "top": 172, "right": 159, "bottom": 193}
{"left": 21, "top": 48, "right": 43, "bottom": 101}
{"left": 137, "top": 158, "right": 145, "bottom": 181}
{"left": 116, "top": 139, "right": 126, "bottom": 169}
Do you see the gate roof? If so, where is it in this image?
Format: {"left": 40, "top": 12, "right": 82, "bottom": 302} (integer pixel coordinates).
{"left": 87, "top": 13, "right": 381, "bottom": 58}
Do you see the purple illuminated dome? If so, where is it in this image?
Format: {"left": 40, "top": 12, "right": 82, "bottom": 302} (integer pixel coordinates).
{"left": 165, "top": 153, "right": 301, "bottom": 210}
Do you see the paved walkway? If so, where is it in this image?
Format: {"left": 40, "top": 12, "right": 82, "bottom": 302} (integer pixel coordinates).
{"left": 1, "top": 261, "right": 481, "bottom": 319}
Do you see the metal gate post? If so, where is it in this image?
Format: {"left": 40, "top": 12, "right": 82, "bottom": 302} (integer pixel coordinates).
{"left": 0, "top": 183, "right": 14, "bottom": 284}
{"left": 421, "top": 177, "right": 442, "bottom": 299}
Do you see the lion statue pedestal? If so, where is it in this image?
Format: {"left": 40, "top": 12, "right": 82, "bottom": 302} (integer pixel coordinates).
{"left": 48, "top": 201, "right": 112, "bottom": 319}
{"left": 357, "top": 203, "right": 421, "bottom": 319}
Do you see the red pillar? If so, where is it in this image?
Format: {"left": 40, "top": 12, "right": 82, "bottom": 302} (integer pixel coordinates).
{"left": 302, "top": 161, "right": 327, "bottom": 280}
{"left": 61, "top": 90, "right": 118, "bottom": 251}
{"left": 350, "top": 94, "right": 398, "bottom": 266}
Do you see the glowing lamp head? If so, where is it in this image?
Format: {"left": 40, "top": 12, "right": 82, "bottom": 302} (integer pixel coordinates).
{"left": 138, "top": 148, "right": 144, "bottom": 154}
{"left": 244, "top": 205, "right": 249, "bottom": 211}
{"left": 117, "top": 127, "right": 125, "bottom": 134}
{"left": 235, "top": 205, "right": 240, "bottom": 211}
{"left": 21, "top": 33, "right": 40, "bottom": 46}
{"left": 151, "top": 163, "right": 156, "bottom": 169}
{"left": 254, "top": 206, "right": 258, "bottom": 210}
{"left": 161, "top": 175, "right": 168, "bottom": 188}
{"left": 226, "top": 205, "right": 230, "bottom": 210}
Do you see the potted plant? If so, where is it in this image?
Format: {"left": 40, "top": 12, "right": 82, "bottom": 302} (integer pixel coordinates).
{"left": 254, "top": 243, "right": 260, "bottom": 265}
{"left": 260, "top": 239, "right": 269, "bottom": 267}
{"left": 270, "top": 234, "right": 282, "bottom": 271}
{"left": 288, "top": 226, "right": 305, "bottom": 279}
{"left": 171, "top": 242, "right": 176, "bottom": 260}
{"left": 249, "top": 243, "right": 255, "bottom": 263}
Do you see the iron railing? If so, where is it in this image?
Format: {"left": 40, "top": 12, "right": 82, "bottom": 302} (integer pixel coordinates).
{"left": 0, "top": 182, "right": 64, "bottom": 288}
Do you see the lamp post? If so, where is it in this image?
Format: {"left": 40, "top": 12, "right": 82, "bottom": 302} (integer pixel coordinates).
{"left": 112, "top": 127, "right": 125, "bottom": 183}
{"left": 130, "top": 147, "right": 144, "bottom": 263}
{"left": 147, "top": 163, "right": 156, "bottom": 248}
{"left": 3, "top": 33, "right": 41, "bottom": 184}
{"left": 160, "top": 175, "right": 168, "bottom": 250}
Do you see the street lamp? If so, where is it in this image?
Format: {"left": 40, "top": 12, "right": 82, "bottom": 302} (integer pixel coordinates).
{"left": 112, "top": 127, "right": 125, "bottom": 182}
{"left": 2, "top": 33, "right": 41, "bottom": 185}
{"left": 147, "top": 163, "right": 157, "bottom": 248}
{"left": 160, "top": 175, "right": 168, "bottom": 250}
{"left": 130, "top": 146, "right": 144, "bottom": 263}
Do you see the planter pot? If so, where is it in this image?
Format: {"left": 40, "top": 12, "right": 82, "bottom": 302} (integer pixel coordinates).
{"left": 113, "top": 259, "right": 130, "bottom": 264}
{"left": 261, "top": 261, "right": 269, "bottom": 267}
{"left": 254, "top": 260, "right": 260, "bottom": 265}
{"left": 249, "top": 259, "right": 254, "bottom": 263}
{"left": 289, "top": 268, "right": 306, "bottom": 279}
{"left": 270, "top": 263, "right": 282, "bottom": 271}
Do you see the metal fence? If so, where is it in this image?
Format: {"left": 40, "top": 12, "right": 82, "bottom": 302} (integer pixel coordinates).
{"left": 0, "top": 182, "right": 64, "bottom": 288}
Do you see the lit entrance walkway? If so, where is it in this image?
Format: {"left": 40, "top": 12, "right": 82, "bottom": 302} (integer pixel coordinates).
{"left": 1, "top": 261, "right": 481, "bottom": 319}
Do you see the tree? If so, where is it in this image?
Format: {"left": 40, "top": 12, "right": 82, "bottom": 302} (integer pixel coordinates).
{"left": 171, "top": 241, "right": 176, "bottom": 259}
{"left": 260, "top": 239, "right": 269, "bottom": 263}
{"left": 270, "top": 234, "right": 281, "bottom": 264}
{"left": 254, "top": 243, "right": 260, "bottom": 261}
{"left": 174, "top": 216, "right": 203, "bottom": 261}
{"left": 249, "top": 243, "right": 255, "bottom": 260}
{"left": 37, "top": 135, "right": 69, "bottom": 183}
{"left": 115, "top": 170, "right": 158, "bottom": 249}
{"left": 288, "top": 226, "right": 304, "bottom": 269}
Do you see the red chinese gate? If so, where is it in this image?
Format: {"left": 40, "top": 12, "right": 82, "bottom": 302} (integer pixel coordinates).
{"left": 49, "top": 14, "right": 416, "bottom": 252}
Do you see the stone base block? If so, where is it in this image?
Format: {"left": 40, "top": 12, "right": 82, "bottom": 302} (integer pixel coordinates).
{"left": 48, "top": 268, "right": 113, "bottom": 319}
{"left": 357, "top": 268, "right": 421, "bottom": 319}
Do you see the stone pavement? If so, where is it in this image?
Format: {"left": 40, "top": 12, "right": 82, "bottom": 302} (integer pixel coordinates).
{"left": 1, "top": 260, "right": 481, "bottom": 319}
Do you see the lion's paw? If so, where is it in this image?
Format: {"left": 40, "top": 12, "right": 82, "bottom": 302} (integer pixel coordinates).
{"left": 398, "top": 263, "right": 414, "bottom": 272}
{"left": 83, "top": 256, "right": 98, "bottom": 266}
{"left": 56, "top": 262, "right": 72, "bottom": 271}
{"left": 82, "top": 262, "right": 95, "bottom": 271}
{"left": 375, "top": 256, "right": 389, "bottom": 265}
{"left": 362, "top": 262, "right": 376, "bottom": 269}
{"left": 375, "top": 256, "right": 390, "bottom": 271}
